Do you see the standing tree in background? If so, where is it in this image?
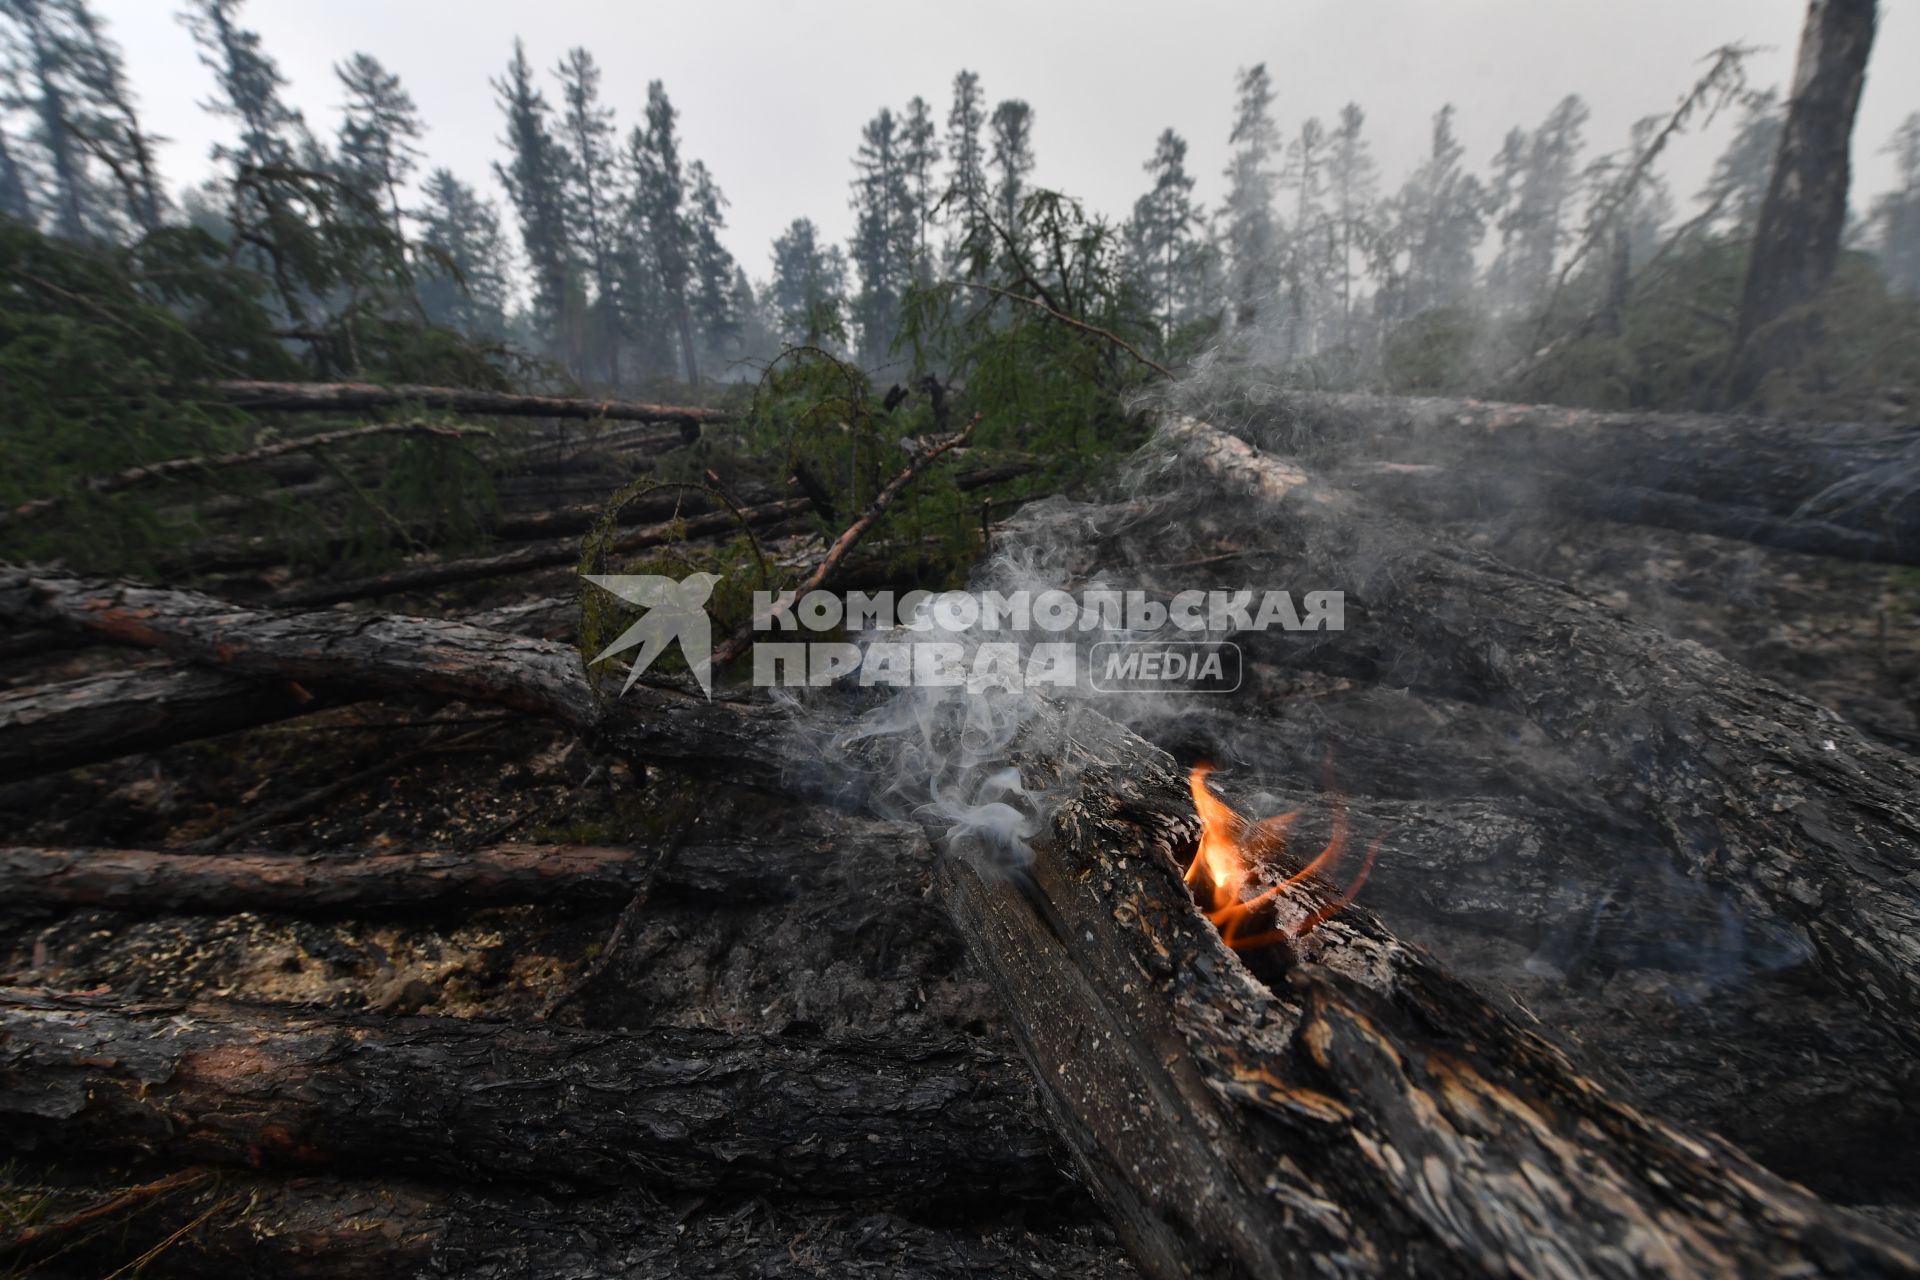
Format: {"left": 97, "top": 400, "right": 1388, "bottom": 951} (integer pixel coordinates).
{"left": 848, "top": 105, "right": 911, "bottom": 364}
{"left": 770, "top": 215, "right": 848, "bottom": 346}
{"left": 1487, "top": 94, "right": 1588, "bottom": 314}
{"left": 492, "top": 39, "right": 577, "bottom": 369}
{"left": 417, "top": 167, "right": 511, "bottom": 336}
{"left": 943, "top": 69, "right": 989, "bottom": 267}
{"left": 1279, "top": 115, "right": 1328, "bottom": 355}
{"left": 335, "top": 52, "right": 421, "bottom": 240}
{"left": 555, "top": 47, "right": 623, "bottom": 381}
{"left": 685, "top": 158, "right": 738, "bottom": 364}
{"left": 1325, "top": 102, "right": 1377, "bottom": 350}
{"left": 182, "top": 0, "right": 311, "bottom": 177}
{"left": 1396, "top": 104, "right": 1485, "bottom": 317}
{"left": 989, "top": 98, "right": 1034, "bottom": 236}
{"left": 632, "top": 79, "right": 698, "bottom": 385}
{"left": 900, "top": 94, "right": 940, "bottom": 282}
{"left": 1728, "top": 0, "right": 1878, "bottom": 404}
{"left": 3, "top": 0, "right": 118, "bottom": 239}
{"left": 1700, "top": 89, "right": 1785, "bottom": 231}
{"left": 1222, "top": 63, "right": 1280, "bottom": 329}
{"left": 1872, "top": 113, "right": 1920, "bottom": 295}
{"left": 1128, "top": 127, "right": 1203, "bottom": 344}
{"left": 6, "top": 0, "right": 164, "bottom": 234}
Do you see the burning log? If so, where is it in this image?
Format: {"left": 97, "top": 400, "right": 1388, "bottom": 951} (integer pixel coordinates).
{"left": 0, "top": 989, "right": 1063, "bottom": 1205}
{"left": 1166, "top": 417, "right": 1920, "bottom": 1057}
{"left": 928, "top": 700, "right": 1918, "bottom": 1278}
{"left": 1243, "top": 391, "right": 1920, "bottom": 564}
{"left": 203, "top": 380, "right": 732, "bottom": 430}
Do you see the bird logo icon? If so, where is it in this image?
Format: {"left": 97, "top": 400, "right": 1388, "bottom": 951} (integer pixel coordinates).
{"left": 581, "top": 572, "right": 721, "bottom": 699}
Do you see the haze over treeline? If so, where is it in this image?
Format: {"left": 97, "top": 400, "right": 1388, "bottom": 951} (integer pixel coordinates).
{"left": 2, "top": 0, "right": 1916, "bottom": 411}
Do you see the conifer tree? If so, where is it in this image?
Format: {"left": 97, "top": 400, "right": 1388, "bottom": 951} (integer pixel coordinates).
{"left": 417, "top": 167, "right": 511, "bottom": 336}
{"left": 685, "top": 158, "right": 738, "bottom": 360}
{"left": 1326, "top": 102, "right": 1377, "bottom": 349}
{"left": 491, "top": 38, "right": 577, "bottom": 364}
{"left": 943, "top": 69, "right": 988, "bottom": 266}
{"left": 770, "top": 215, "right": 848, "bottom": 345}
{"left": 849, "top": 105, "right": 911, "bottom": 363}
{"left": 900, "top": 94, "right": 940, "bottom": 280}
{"left": 555, "top": 46, "right": 622, "bottom": 379}
{"left": 1222, "top": 63, "right": 1279, "bottom": 327}
{"left": 1128, "top": 126, "right": 1203, "bottom": 342}
{"left": 989, "top": 98, "right": 1033, "bottom": 232}
{"left": 631, "top": 79, "right": 698, "bottom": 383}
{"left": 335, "top": 52, "right": 421, "bottom": 239}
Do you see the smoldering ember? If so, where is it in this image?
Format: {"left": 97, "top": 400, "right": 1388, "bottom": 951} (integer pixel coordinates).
{"left": 2, "top": 0, "right": 1920, "bottom": 1276}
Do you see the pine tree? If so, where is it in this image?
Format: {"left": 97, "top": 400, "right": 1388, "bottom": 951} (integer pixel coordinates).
{"left": 1128, "top": 127, "right": 1203, "bottom": 342}
{"left": 335, "top": 52, "right": 421, "bottom": 238}
{"left": 491, "top": 38, "right": 577, "bottom": 364}
{"left": 631, "top": 79, "right": 698, "bottom": 384}
{"left": 181, "top": 0, "right": 311, "bottom": 178}
{"left": 1326, "top": 103, "right": 1377, "bottom": 349}
{"left": 900, "top": 94, "right": 940, "bottom": 280}
{"left": 554, "top": 47, "right": 622, "bottom": 379}
{"left": 848, "top": 105, "right": 912, "bottom": 363}
{"left": 1700, "top": 89, "right": 1784, "bottom": 231}
{"left": 770, "top": 215, "right": 847, "bottom": 345}
{"left": 1280, "top": 116, "right": 1328, "bottom": 353}
{"left": 1222, "top": 63, "right": 1280, "bottom": 328}
{"left": 3, "top": 0, "right": 107, "bottom": 238}
{"left": 1488, "top": 94, "right": 1588, "bottom": 313}
{"left": 1871, "top": 113, "right": 1920, "bottom": 296}
{"left": 989, "top": 98, "right": 1034, "bottom": 232}
{"left": 685, "top": 158, "right": 738, "bottom": 361}
{"left": 944, "top": 69, "right": 988, "bottom": 266}
{"left": 417, "top": 167, "right": 511, "bottom": 335}
{"left": 49, "top": 0, "right": 161, "bottom": 232}
{"left": 1397, "top": 104, "right": 1485, "bottom": 316}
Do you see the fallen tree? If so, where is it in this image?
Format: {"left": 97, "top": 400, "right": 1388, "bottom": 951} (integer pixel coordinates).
{"left": 0, "top": 989, "right": 1062, "bottom": 1205}
{"left": 0, "top": 840, "right": 849, "bottom": 914}
{"left": 1235, "top": 391, "right": 1920, "bottom": 564}
{"left": 205, "top": 380, "right": 732, "bottom": 430}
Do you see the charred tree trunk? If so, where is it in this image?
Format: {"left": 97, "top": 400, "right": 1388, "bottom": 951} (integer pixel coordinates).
{"left": 0, "top": 989, "right": 1063, "bottom": 1206}
{"left": 1234, "top": 390, "right": 1920, "bottom": 564}
{"left": 1728, "top": 0, "right": 1879, "bottom": 404}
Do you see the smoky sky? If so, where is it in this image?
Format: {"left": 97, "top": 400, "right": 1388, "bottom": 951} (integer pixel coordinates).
{"left": 94, "top": 0, "right": 1917, "bottom": 290}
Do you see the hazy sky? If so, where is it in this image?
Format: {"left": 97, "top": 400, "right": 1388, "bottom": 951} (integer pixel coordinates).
{"left": 92, "top": 0, "right": 1918, "bottom": 284}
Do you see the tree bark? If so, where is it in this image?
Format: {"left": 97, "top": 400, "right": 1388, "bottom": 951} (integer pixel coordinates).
{"left": 1728, "top": 0, "right": 1879, "bottom": 404}
{"left": 1239, "top": 390, "right": 1920, "bottom": 564}
{"left": 0, "top": 989, "right": 1063, "bottom": 1205}
{"left": 205, "top": 380, "right": 731, "bottom": 429}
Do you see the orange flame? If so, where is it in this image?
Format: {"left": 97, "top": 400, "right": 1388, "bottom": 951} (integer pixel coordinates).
{"left": 1185, "top": 762, "right": 1379, "bottom": 950}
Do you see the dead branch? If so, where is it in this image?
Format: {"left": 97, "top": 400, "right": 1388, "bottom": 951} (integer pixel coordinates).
{"left": 951, "top": 279, "right": 1172, "bottom": 379}
{"left": 713, "top": 414, "right": 981, "bottom": 665}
